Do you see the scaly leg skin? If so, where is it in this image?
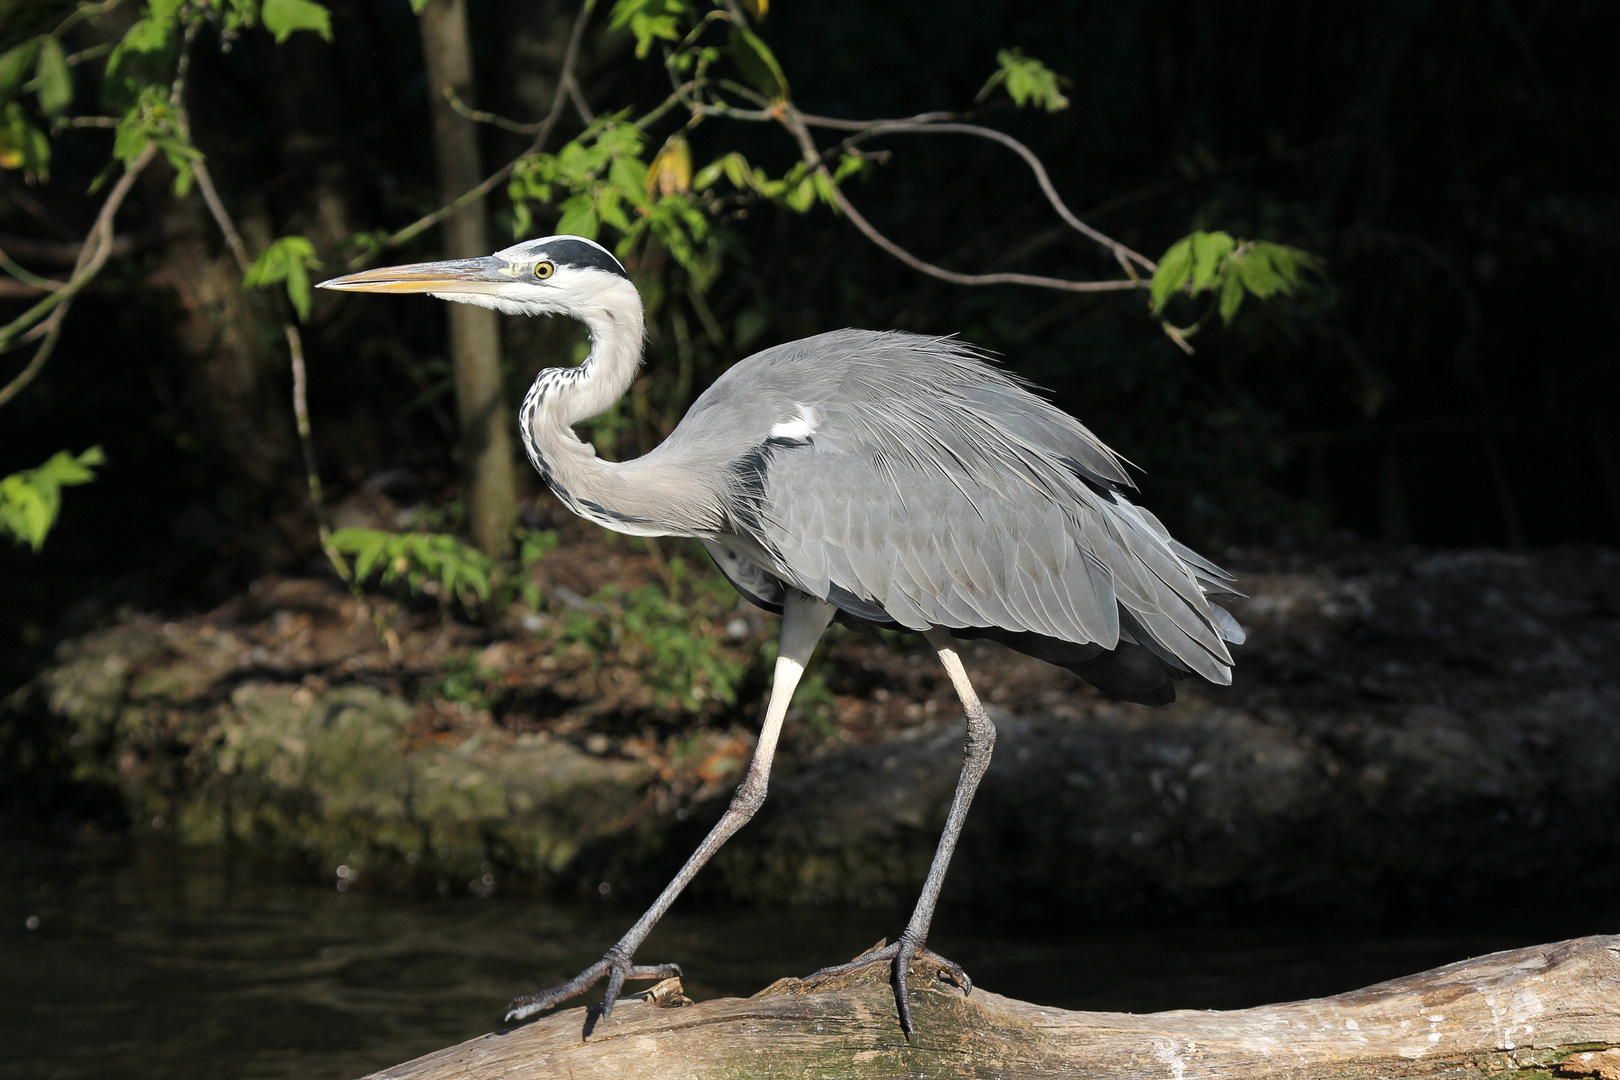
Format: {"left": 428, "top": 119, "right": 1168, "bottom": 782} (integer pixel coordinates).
{"left": 505, "top": 592, "right": 836, "bottom": 1027}
{"left": 809, "top": 626, "right": 995, "bottom": 1040}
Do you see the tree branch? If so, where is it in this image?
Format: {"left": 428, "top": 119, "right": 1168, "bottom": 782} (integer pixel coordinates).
{"left": 0, "top": 142, "right": 158, "bottom": 407}
{"left": 777, "top": 106, "right": 1143, "bottom": 294}
{"left": 796, "top": 111, "right": 1156, "bottom": 276}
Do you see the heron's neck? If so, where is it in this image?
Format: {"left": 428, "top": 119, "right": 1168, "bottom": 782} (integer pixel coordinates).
{"left": 519, "top": 278, "right": 643, "bottom": 463}
{"left": 518, "top": 278, "right": 721, "bottom": 537}
{"left": 555, "top": 283, "right": 646, "bottom": 429}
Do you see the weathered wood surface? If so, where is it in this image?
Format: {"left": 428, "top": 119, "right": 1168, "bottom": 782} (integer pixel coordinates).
{"left": 365, "top": 935, "right": 1620, "bottom": 1079}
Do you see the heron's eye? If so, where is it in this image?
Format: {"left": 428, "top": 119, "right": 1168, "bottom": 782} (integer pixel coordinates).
{"left": 533, "top": 261, "right": 556, "bottom": 280}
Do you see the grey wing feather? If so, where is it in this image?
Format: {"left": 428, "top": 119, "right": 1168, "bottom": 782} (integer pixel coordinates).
{"left": 669, "top": 329, "right": 1242, "bottom": 692}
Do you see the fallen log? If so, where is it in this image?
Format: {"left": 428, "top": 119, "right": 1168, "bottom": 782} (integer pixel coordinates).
{"left": 366, "top": 935, "right": 1620, "bottom": 1079}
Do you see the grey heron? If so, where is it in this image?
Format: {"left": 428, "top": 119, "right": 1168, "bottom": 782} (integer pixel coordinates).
{"left": 319, "top": 234, "right": 1244, "bottom": 1036}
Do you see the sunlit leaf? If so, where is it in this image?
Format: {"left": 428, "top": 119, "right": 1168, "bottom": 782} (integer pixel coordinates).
{"left": 609, "top": 0, "right": 693, "bottom": 59}
{"left": 244, "top": 235, "right": 321, "bottom": 320}
{"left": 557, "top": 199, "right": 599, "bottom": 239}
{"left": 646, "top": 134, "right": 692, "bottom": 198}
{"left": 0, "top": 447, "right": 105, "bottom": 552}
{"left": 1149, "top": 235, "right": 1194, "bottom": 314}
{"left": 1188, "top": 231, "right": 1235, "bottom": 295}
{"left": 30, "top": 37, "right": 72, "bottom": 117}
{"left": 1218, "top": 270, "right": 1246, "bottom": 325}
{"left": 261, "top": 0, "right": 333, "bottom": 43}
{"left": 976, "top": 48, "right": 1069, "bottom": 112}
{"left": 784, "top": 175, "right": 815, "bottom": 212}
{"left": 608, "top": 154, "right": 649, "bottom": 205}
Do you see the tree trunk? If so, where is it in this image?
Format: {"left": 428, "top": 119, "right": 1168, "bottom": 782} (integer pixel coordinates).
{"left": 147, "top": 202, "right": 295, "bottom": 489}
{"left": 417, "top": 0, "right": 516, "bottom": 558}
{"left": 364, "top": 936, "right": 1620, "bottom": 1080}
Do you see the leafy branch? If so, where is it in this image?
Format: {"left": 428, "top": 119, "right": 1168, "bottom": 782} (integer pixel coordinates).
{"left": 1148, "top": 231, "right": 1322, "bottom": 353}
{"left": 0, "top": 445, "right": 104, "bottom": 550}
{"left": 487, "top": 0, "right": 1319, "bottom": 341}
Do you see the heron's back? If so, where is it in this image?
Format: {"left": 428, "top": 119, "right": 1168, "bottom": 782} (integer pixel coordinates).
{"left": 660, "top": 329, "right": 1244, "bottom": 703}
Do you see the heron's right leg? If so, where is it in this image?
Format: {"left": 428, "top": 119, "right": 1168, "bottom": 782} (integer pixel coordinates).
{"left": 810, "top": 626, "right": 995, "bottom": 1037}
{"left": 505, "top": 591, "right": 835, "bottom": 1026}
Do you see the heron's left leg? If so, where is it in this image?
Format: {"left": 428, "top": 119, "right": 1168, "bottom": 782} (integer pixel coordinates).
{"left": 811, "top": 626, "right": 995, "bottom": 1037}
{"left": 505, "top": 591, "right": 836, "bottom": 1026}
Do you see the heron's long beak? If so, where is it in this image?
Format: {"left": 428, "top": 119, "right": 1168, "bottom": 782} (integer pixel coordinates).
{"left": 316, "top": 256, "right": 506, "bottom": 295}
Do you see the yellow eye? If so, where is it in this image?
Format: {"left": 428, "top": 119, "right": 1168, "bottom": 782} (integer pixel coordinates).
{"left": 534, "top": 261, "right": 556, "bottom": 280}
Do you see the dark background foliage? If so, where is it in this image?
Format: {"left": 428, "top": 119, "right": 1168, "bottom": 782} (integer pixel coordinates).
{"left": 2, "top": 0, "right": 1616, "bottom": 674}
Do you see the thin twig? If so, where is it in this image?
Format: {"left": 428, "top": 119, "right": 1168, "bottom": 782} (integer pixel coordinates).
{"left": 0, "top": 244, "right": 66, "bottom": 291}
{"left": 286, "top": 325, "right": 335, "bottom": 558}
{"left": 776, "top": 108, "right": 1141, "bottom": 295}
{"left": 0, "top": 142, "right": 157, "bottom": 405}
{"left": 348, "top": 0, "right": 596, "bottom": 267}
{"left": 796, "top": 112, "right": 1156, "bottom": 274}
{"left": 191, "top": 160, "right": 253, "bottom": 275}
{"left": 563, "top": 72, "right": 595, "bottom": 124}
{"left": 285, "top": 322, "right": 395, "bottom": 649}
{"left": 191, "top": 153, "right": 391, "bottom": 643}
{"left": 444, "top": 87, "right": 543, "bottom": 135}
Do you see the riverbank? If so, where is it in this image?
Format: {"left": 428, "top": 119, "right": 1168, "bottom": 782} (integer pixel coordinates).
{"left": 4, "top": 534, "right": 1617, "bottom": 918}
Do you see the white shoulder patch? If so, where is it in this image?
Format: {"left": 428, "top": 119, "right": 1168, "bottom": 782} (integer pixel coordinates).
{"left": 770, "top": 406, "right": 819, "bottom": 441}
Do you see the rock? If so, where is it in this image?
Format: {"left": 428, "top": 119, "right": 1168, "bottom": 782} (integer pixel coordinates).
{"left": 3, "top": 619, "right": 657, "bottom": 886}
{"left": 4, "top": 542, "right": 1619, "bottom": 916}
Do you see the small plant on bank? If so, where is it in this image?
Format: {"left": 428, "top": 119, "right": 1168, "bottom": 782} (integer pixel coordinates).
{"left": 557, "top": 556, "right": 751, "bottom": 712}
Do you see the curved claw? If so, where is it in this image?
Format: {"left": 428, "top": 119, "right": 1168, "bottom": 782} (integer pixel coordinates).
{"left": 809, "top": 939, "right": 971, "bottom": 1040}
{"left": 505, "top": 955, "right": 683, "bottom": 1024}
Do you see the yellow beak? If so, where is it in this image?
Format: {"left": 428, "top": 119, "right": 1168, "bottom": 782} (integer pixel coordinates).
{"left": 316, "top": 256, "right": 506, "bottom": 295}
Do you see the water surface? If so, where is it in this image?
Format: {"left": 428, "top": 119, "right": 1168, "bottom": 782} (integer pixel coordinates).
{"left": 0, "top": 837, "right": 1603, "bottom": 1080}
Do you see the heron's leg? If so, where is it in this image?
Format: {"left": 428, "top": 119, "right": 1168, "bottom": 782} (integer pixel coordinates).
{"left": 810, "top": 626, "right": 995, "bottom": 1038}
{"left": 505, "top": 591, "right": 835, "bottom": 1025}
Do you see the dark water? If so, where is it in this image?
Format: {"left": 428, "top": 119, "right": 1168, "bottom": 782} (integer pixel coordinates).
{"left": 0, "top": 836, "right": 1607, "bottom": 1080}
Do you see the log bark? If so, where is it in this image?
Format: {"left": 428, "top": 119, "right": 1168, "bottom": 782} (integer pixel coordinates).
{"left": 417, "top": 0, "right": 517, "bottom": 558}
{"left": 365, "top": 935, "right": 1620, "bottom": 1079}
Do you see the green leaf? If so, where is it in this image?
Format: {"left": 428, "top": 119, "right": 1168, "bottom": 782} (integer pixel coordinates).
{"left": 149, "top": 0, "right": 186, "bottom": 21}
{"left": 1188, "top": 231, "right": 1236, "bottom": 295}
{"left": 1149, "top": 235, "right": 1195, "bottom": 314}
{"left": 608, "top": 154, "right": 649, "bottom": 205}
{"left": 284, "top": 258, "right": 312, "bottom": 321}
{"left": 330, "top": 527, "right": 493, "bottom": 604}
{"left": 729, "top": 26, "right": 788, "bottom": 100}
{"left": 977, "top": 48, "right": 1069, "bottom": 112}
{"left": 1218, "top": 270, "right": 1246, "bottom": 325}
{"left": 0, "top": 447, "right": 105, "bottom": 552}
{"left": 105, "top": 16, "right": 173, "bottom": 84}
{"left": 30, "top": 38, "right": 71, "bottom": 116}
{"left": 784, "top": 175, "right": 815, "bottom": 212}
{"left": 608, "top": 0, "right": 692, "bottom": 59}
{"left": 0, "top": 40, "right": 41, "bottom": 103}
{"left": 244, "top": 235, "right": 321, "bottom": 320}
{"left": 0, "top": 101, "right": 50, "bottom": 181}
{"left": 407, "top": 0, "right": 430, "bottom": 11}
{"left": 556, "top": 198, "right": 599, "bottom": 239}
{"left": 261, "top": 0, "right": 333, "bottom": 43}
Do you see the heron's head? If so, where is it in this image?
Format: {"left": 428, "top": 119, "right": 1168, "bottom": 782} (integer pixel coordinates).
{"left": 316, "top": 235, "right": 634, "bottom": 318}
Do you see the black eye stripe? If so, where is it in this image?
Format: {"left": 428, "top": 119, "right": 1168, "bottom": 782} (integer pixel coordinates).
{"left": 530, "top": 238, "right": 629, "bottom": 279}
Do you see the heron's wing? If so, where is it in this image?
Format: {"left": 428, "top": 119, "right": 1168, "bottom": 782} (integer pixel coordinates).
{"left": 723, "top": 418, "right": 1238, "bottom": 686}
{"left": 667, "top": 329, "right": 1240, "bottom": 684}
